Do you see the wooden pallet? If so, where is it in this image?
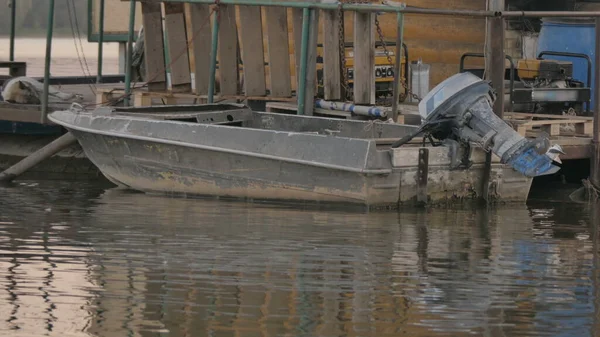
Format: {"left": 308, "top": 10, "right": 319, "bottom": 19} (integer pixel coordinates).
{"left": 504, "top": 112, "right": 594, "bottom": 137}
{"left": 96, "top": 88, "right": 297, "bottom": 107}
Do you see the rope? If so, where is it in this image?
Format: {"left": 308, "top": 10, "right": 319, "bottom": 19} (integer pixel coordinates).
{"left": 66, "top": 0, "right": 96, "bottom": 95}
{"left": 84, "top": 5, "right": 218, "bottom": 108}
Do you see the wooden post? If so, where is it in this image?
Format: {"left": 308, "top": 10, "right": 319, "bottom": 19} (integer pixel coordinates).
{"left": 265, "top": 7, "right": 292, "bottom": 97}
{"left": 164, "top": 3, "right": 192, "bottom": 93}
{"left": 0, "top": 133, "right": 77, "bottom": 183}
{"left": 189, "top": 3, "right": 212, "bottom": 95}
{"left": 141, "top": 2, "right": 167, "bottom": 92}
{"left": 591, "top": 18, "right": 600, "bottom": 190}
{"left": 303, "top": 9, "right": 319, "bottom": 116}
{"left": 322, "top": 9, "right": 341, "bottom": 101}
{"left": 482, "top": 0, "right": 505, "bottom": 203}
{"left": 353, "top": 12, "right": 375, "bottom": 105}
{"left": 238, "top": 6, "right": 267, "bottom": 96}
{"left": 217, "top": 4, "right": 239, "bottom": 96}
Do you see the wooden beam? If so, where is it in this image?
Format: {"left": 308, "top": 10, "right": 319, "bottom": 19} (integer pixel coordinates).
{"left": 218, "top": 4, "right": 239, "bottom": 95}
{"left": 322, "top": 9, "right": 341, "bottom": 101}
{"left": 265, "top": 6, "right": 292, "bottom": 97}
{"left": 353, "top": 12, "right": 375, "bottom": 105}
{"left": 237, "top": 6, "right": 267, "bottom": 96}
{"left": 164, "top": 3, "right": 192, "bottom": 92}
{"left": 141, "top": 2, "right": 166, "bottom": 91}
{"left": 188, "top": 3, "right": 212, "bottom": 95}
{"left": 303, "top": 9, "right": 319, "bottom": 116}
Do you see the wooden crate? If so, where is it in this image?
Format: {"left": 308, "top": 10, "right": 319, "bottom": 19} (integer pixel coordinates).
{"left": 504, "top": 112, "right": 594, "bottom": 137}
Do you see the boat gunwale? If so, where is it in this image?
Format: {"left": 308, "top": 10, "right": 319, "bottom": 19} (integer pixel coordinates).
{"left": 48, "top": 111, "right": 395, "bottom": 175}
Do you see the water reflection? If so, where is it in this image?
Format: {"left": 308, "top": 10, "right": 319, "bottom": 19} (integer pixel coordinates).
{"left": 0, "top": 181, "right": 599, "bottom": 336}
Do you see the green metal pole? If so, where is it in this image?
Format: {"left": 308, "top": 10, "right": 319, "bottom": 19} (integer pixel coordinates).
{"left": 9, "top": 0, "right": 16, "bottom": 61}
{"left": 124, "top": 0, "right": 136, "bottom": 106}
{"left": 297, "top": 8, "right": 310, "bottom": 115}
{"left": 41, "top": 0, "right": 56, "bottom": 124}
{"left": 208, "top": 11, "right": 220, "bottom": 104}
{"left": 97, "top": 0, "right": 105, "bottom": 83}
{"left": 391, "top": 13, "right": 404, "bottom": 121}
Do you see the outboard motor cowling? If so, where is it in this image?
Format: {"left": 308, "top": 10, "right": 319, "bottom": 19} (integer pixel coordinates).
{"left": 393, "top": 72, "right": 561, "bottom": 177}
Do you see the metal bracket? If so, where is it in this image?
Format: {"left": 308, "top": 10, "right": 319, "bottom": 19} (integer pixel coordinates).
{"left": 417, "top": 148, "right": 429, "bottom": 205}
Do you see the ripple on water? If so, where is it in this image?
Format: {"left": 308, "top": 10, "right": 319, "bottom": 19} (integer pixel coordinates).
{"left": 0, "top": 180, "right": 598, "bottom": 336}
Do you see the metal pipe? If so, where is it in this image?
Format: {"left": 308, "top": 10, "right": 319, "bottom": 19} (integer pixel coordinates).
{"left": 151, "top": 0, "right": 496, "bottom": 17}
{"left": 208, "top": 10, "right": 220, "bottom": 104}
{"left": 9, "top": 0, "right": 16, "bottom": 61}
{"left": 41, "top": 0, "right": 56, "bottom": 124}
{"left": 591, "top": 18, "right": 600, "bottom": 189}
{"left": 502, "top": 11, "right": 600, "bottom": 18}
{"left": 124, "top": 0, "right": 137, "bottom": 106}
{"left": 136, "top": 1, "right": 600, "bottom": 18}
{"left": 297, "top": 8, "right": 310, "bottom": 115}
{"left": 315, "top": 99, "right": 388, "bottom": 118}
{"left": 97, "top": 0, "right": 105, "bottom": 83}
{"left": 391, "top": 12, "right": 404, "bottom": 122}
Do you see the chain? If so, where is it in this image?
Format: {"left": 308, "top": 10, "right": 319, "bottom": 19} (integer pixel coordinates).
{"left": 374, "top": 14, "right": 421, "bottom": 103}
{"left": 337, "top": 1, "right": 350, "bottom": 101}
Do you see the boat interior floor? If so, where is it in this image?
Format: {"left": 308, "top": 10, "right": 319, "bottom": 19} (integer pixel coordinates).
{"left": 110, "top": 104, "right": 421, "bottom": 146}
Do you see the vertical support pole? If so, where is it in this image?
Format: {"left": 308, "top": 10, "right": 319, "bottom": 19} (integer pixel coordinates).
{"left": 297, "top": 8, "right": 311, "bottom": 115}
{"left": 41, "top": 0, "right": 55, "bottom": 124}
{"left": 9, "top": 0, "right": 16, "bottom": 61}
{"left": 124, "top": 0, "right": 137, "bottom": 106}
{"left": 208, "top": 9, "right": 220, "bottom": 104}
{"left": 417, "top": 148, "right": 429, "bottom": 205}
{"left": 482, "top": 0, "right": 505, "bottom": 202}
{"left": 97, "top": 0, "right": 105, "bottom": 83}
{"left": 591, "top": 18, "right": 600, "bottom": 190}
{"left": 592, "top": 201, "right": 600, "bottom": 337}
{"left": 303, "top": 9, "right": 319, "bottom": 116}
{"left": 391, "top": 13, "right": 404, "bottom": 122}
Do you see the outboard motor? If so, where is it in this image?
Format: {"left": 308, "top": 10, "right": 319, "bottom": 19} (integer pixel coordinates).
{"left": 392, "top": 72, "right": 562, "bottom": 177}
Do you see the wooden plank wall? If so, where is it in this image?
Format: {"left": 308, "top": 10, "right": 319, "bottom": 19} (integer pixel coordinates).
{"left": 150, "top": 0, "right": 486, "bottom": 100}
{"left": 334, "top": 0, "right": 486, "bottom": 89}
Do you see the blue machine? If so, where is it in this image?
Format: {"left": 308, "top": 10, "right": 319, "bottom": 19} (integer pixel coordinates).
{"left": 537, "top": 17, "right": 596, "bottom": 109}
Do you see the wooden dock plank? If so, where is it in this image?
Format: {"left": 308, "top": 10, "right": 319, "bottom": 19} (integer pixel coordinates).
{"left": 353, "top": 12, "right": 375, "bottom": 104}
{"left": 188, "top": 3, "right": 213, "bottom": 95}
{"left": 218, "top": 4, "right": 240, "bottom": 96}
{"left": 164, "top": 3, "right": 192, "bottom": 92}
{"left": 265, "top": 6, "right": 292, "bottom": 97}
{"left": 322, "top": 9, "right": 341, "bottom": 101}
{"left": 141, "top": 2, "right": 166, "bottom": 92}
{"left": 237, "top": 6, "right": 267, "bottom": 96}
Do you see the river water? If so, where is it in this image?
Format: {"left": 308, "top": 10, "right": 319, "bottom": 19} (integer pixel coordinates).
{"left": 0, "top": 179, "right": 599, "bottom": 337}
{"left": 2, "top": 37, "right": 600, "bottom": 337}
{"left": 0, "top": 38, "right": 120, "bottom": 77}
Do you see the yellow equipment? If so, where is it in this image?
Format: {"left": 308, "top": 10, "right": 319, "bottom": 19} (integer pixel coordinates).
{"left": 516, "top": 59, "right": 573, "bottom": 80}
{"left": 315, "top": 42, "right": 408, "bottom": 101}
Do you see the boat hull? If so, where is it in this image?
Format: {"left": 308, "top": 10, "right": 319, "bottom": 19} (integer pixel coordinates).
{"left": 69, "top": 129, "right": 400, "bottom": 206}
{"left": 49, "top": 106, "right": 533, "bottom": 208}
